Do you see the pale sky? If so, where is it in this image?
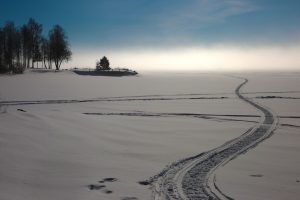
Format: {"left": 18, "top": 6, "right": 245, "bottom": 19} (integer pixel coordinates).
{"left": 1, "top": 0, "right": 300, "bottom": 71}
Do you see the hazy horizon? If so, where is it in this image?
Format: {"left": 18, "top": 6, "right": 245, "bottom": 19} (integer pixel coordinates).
{"left": 63, "top": 44, "right": 300, "bottom": 71}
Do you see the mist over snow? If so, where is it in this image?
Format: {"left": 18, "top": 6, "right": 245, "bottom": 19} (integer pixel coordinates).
{"left": 65, "top": 44, "right": 300, "bottom": 71}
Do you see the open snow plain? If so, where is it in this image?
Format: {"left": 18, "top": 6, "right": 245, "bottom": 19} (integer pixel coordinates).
{"left": 0, "top": 71, "right": 299, "bottom": 200}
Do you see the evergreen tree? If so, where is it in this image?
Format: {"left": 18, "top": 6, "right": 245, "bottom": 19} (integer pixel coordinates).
{"left": 96, "top": 56, "right": 110, "bottom": 70}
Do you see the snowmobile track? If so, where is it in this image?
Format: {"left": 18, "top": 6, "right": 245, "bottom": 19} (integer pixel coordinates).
{"left": 147, "top": 78, "right": 278, "bottom": 200}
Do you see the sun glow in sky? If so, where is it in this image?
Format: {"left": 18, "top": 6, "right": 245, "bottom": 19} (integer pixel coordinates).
{"left": 1, "top": 0, "right": 300, "bottom": 71}
{"left": 66, "top": 45, "right": 300, "bottom": 71}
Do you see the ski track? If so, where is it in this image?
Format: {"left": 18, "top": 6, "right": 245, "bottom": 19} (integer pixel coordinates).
{"left": 84, "top": 112, "right": 299, "bottom": 129}
{"left": 83, "top": 112, "right": 260, "bottom": 124}
{"left": 0, "top": 96, "right": 228, "bottom": 106}
{"left": 145, "top": 78, "right": 278, "bottom": 200}
{"left": 1, "top": 91, "right": 299, "bottom": 107}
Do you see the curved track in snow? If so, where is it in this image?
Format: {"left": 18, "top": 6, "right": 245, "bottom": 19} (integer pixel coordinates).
{"left": 147, "top": 78, "right": 278, "bottom": 200}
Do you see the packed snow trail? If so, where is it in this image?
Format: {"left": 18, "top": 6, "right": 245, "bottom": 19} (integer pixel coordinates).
{"left": 147, "top": 78, "right": 278, "bottom": 200}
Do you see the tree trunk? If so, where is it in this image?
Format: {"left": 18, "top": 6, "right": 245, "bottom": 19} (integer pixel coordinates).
{"left": 43, "top": 57, "right": 47, "bottom": 69}
{"left": 55, "top": 60, "right": 59, "bottom": 70}
{"left": 27, "top": 57, "right": 30, "bottom": 68}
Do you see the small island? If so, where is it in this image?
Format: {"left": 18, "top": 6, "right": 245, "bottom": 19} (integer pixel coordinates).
{"left": 73, "top": 56, "right": 138, "bottom": 76}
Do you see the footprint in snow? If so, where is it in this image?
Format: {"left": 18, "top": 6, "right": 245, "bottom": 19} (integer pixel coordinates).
{"left": 102, "top": 177, "right": 118, "bottom": 182}
{"left": 87, "top": 184, "right": 106, "bottom": 190}
{"left": 138, "top": 181, "right": 150, "bottom": 186}
{"left": 103, "top": 189, "right": 113, "bottom": 194}
{"left": 121, "top": 197, "right": 138, "bottom": 200}
{"left": 249, "top": 174, "right": 264, "bottom": 178}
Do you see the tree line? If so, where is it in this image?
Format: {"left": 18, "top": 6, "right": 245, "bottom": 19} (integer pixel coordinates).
{"left": 0, "top": 18, "right": 72, "bottom": 73}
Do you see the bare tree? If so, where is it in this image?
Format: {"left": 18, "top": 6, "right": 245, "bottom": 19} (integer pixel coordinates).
{"left": 0, "top": 27, "right": 4, "bottom": 72}
{"left": 49, "top": 25, "right": 72, "bottom": 70}
{"left": 26, "top": 18, "right": 43, "bottom": 68}
{"left": 20, "top": 24, "right": 31, "bottom": 68}
{"left": 14, "top": 29, "right": 22, "bottom": 67}
{"left": 2, "top": 22, "right": 16, "bottom": 71}
{"left": 40, "top": 37, "right": 50, "bottom": 69}
{"left": 0, "top": 22, "right": 25, "bottom": 73}
{"left": 0, "top": 18, "right": 71, "bottom": 73}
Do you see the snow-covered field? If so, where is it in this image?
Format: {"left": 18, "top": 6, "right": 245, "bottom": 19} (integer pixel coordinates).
{"left": 0, "top": 70, "right": 299, "bottom": 200}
